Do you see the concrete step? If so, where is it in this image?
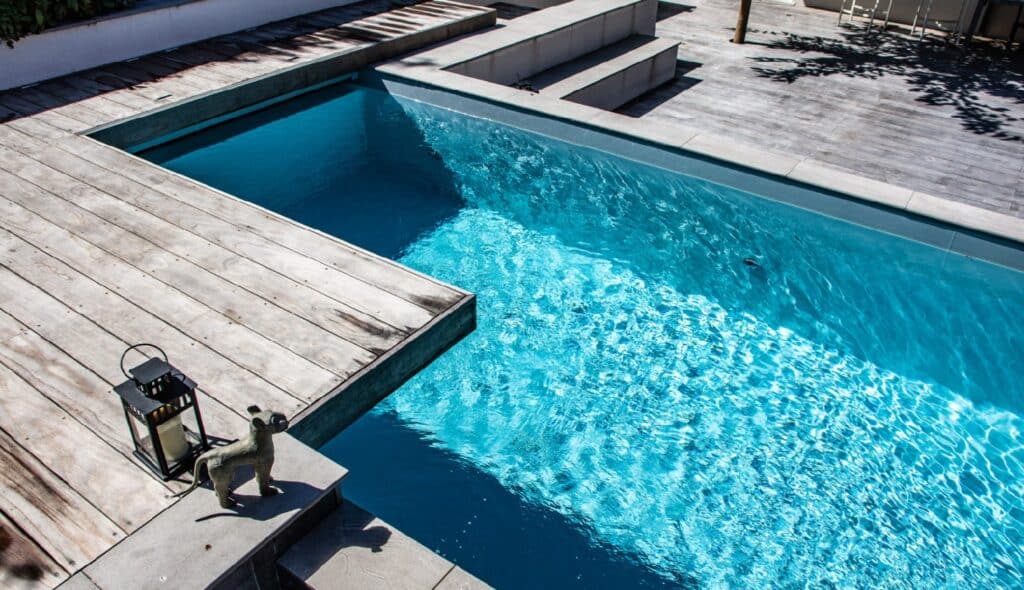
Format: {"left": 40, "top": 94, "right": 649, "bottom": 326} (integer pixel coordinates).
{"left": 530, "top": 35, "right": 678, "bottom": 110}
{"left": 278, "top": 500, "right": 491, "bottom": 590}
{"left": 446, "top": 0, "right": 658, "bottom": 84}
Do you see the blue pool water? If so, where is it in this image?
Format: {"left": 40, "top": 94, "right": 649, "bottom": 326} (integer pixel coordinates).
{"left": 142, "top": 82, "right": 1024, "bottom": 588}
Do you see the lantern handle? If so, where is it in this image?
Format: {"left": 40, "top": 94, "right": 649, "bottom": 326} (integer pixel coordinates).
{"left": 120, "top": 343, "right": 169, "bottom": 380}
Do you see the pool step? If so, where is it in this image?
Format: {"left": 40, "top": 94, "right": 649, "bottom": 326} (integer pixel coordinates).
{"left": 446, "top": 0, "right": 658, "bottom": 84}
{"left": 527, "top": 34, "right": 678, "bottom": 110}
{"left": 278, "top": 500, "right": 491, "bottom": 590}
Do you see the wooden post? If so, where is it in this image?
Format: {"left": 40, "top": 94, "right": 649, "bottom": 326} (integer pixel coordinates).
{"left": 734, "top": 0, "right": 752, "bottom": 43}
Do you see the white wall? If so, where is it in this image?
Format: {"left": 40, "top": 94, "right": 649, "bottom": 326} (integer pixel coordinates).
{"left": 0, "top": 0, "right": 360, "bottom": 91}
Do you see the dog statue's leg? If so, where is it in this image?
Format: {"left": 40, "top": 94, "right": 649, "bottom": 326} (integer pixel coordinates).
{"left": 256, "top": 457, "right": 276, "bottom": 496}
{"left": 210, "top": 468, "right": 235, "bottom": 508}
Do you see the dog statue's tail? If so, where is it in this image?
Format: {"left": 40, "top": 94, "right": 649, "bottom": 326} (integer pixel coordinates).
{"left": 173, "top": 454, "right": 210, "bottom": 497}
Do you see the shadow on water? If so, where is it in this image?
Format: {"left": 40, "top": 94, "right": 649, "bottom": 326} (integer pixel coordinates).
{"left": 321, "top": 410, "right": 696, "bottom": 589}
{"left": 749, "top": 27, "right": 1024, "bottom": 141}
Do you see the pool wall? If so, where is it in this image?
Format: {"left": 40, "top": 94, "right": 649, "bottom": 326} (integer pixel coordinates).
{"left": 370, "top": 74, "right": 1024, "bottom": 273}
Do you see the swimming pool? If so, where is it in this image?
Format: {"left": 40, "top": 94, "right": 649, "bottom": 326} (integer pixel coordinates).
{"left": 141, "top": 80, "right": 1024, "bottom": 588}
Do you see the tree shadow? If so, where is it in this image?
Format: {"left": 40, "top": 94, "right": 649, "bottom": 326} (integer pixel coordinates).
{"left": 749, "top": 27, "right": 1024, "bottom": 141}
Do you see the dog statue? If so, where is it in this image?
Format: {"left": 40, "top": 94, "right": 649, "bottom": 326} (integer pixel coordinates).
{"left": 177, "top": 405, "right": 289, "bottom": 508}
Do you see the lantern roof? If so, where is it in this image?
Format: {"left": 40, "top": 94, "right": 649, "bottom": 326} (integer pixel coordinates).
{"left": 113, "top": 379, "right": 164, "bottom": 414}
{"left": 129, "top": 357, "right": 173, "bottom": 385}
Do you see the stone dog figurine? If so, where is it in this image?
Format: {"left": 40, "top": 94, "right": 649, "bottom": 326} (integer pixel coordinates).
{"left": 177, "top": 406, "right": 288, "bottom": 508}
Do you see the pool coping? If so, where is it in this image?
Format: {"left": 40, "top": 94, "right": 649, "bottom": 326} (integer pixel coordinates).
{"left": 373, "top": 29, "right": 1024, "bottom": 273}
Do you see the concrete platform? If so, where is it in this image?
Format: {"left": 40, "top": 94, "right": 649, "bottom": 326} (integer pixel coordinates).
{"left": 279, "top": 501, "right": 491, "bottom": 590}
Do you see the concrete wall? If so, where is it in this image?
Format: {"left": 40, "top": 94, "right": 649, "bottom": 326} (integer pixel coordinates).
{"left": 0, "top": 0, "right": 360, "bottom": 91}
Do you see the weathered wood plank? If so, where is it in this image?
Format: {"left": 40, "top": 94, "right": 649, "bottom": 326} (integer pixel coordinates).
{"left": 0, "top": 234, "right": 307, "bottom": 419}
{"left": 0, "top": 200, "right": 336, "bottom": 402}
{"left": 0, "top": 360, "right": 171, "bottom": 531}
{"left": 59, "top": 136, "right": 465, "bottom": 315}
{"left": 0, "top": 161, "right": 379, "bottom": 374}
{"left": 34, "top": 80, "right": 138, "bottom": 122}
{"left": 0, "top": 95, "right": 82, "bottom": 136}
{"left": 0, "top": 426, "right": 123, "bottom": 571}
{"left": 0, "top": 277, "right": 243, "bottom": 444}
{"left": 0, "top": 133, "right": 403, "bottom": 354}
{"left": 57, "top": 75, "right": 162, "bottom": 115}
{"left": 0, "top": 510, "right": 67, "bottom": 590}
{"left": 15, "top": 138, "right": 439, "bottom": 332}
{"left": 6, "top": 88, "right": 107, "bottom": 128}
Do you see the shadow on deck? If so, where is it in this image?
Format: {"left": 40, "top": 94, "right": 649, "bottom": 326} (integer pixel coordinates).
{"left": 750, "top": 27, "right": 1024, "bottom": 142}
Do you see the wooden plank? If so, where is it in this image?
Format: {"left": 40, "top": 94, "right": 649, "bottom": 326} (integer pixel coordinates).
{"left": 59, "top": 136, "right": 465, "bottom": 315}
{"left": 34, "top": 80, "right": 138, "bottom": 122}
{"left": 0, "top": 161, "right": 380, "bottom": 374}
{"left": 0, "top": 510, "right": 67, "bottom": 590}
{"left": 0, "top": 236, "right": 307, "bottom": 419}
{"left": 0, "top": 302, "right": 144, "bottom": 462}
{"left": 0, "top": 133, "right": 402, "bottom": 354}
{"left": 0, "top": 302, "right": 241, "bottom": 499}
{"left": 7, "top": 87, "right": 108, "bottom": 128}
{"left": 0, "top": 426, "right": 123, "bottom": 571}
{"left": 0, "top": 361, "right": 171, "bottom": 531}
{"left": 0, "top": 200, "right": 337, "bottom": 402}
{"left": 0, "top": 277, "right": 243, "bottom": 444}
{"left": 58, "top": 74, "right": 162, "bottom": 114}
{"left": 0, "top": 95, "right": 82, "bottom": 136}
{"left": 166, "top": 42, "right": 275, "bottom": 76}
{"left": 22, "top": 137, "right": 439, "bottom": 332}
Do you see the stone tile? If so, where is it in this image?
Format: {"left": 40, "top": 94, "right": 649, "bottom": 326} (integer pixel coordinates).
{"left": 435, "top": 567, "right": 493, "bottom": 590}
{"left": 84, "top": 434, "right": 347, "bottom": 590}
{"left": 683, "top": 132, "right": 800, "bottom": 176}
{"left": 907, "top": 191, "right": 1024, "bottom": 244}
{"left": 56, "top": 573, "right": 101, "bottom": 590}
{"left": 589, "top": 111, "right": 700, "bottom": 147}
{"left": 788, "top": 159, "right": 914, "bottom": 209}
{"left": 279, "top": 501, "right": 454, "bottom": 590}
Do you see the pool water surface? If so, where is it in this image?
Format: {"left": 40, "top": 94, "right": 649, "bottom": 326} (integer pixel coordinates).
{"left": 142, "top": 82, "right": 1024, "bottom": 589}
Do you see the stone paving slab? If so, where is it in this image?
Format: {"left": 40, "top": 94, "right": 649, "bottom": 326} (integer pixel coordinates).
{"left": 82, "top": 434, "right": 347, "bottom": 590}
{"left": 279, "top": 500, "right": 492, "bottom": 590}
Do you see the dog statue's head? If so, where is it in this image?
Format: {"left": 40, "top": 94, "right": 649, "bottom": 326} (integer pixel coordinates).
{"left": 247, "top": 405, "right": 289, "bottom": 435}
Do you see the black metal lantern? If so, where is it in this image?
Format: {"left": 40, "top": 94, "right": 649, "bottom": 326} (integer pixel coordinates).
{"left": 114, "top": 344, "right": 209, "bottom": 480}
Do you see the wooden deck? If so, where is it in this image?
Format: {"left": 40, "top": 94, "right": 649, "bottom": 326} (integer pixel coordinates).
{"left": 621, "top": 0, "right": 1024, "bottom": 218}
{"left": 0, "top": 1, "right": 488, "bottom": 588}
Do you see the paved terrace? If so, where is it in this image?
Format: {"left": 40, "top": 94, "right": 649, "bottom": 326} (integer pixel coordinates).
{"left": 625, "top": 0, "right": 1024, "bottom": 218}
{"left": 0, "top": 1, "right": 487, "bottom": 588}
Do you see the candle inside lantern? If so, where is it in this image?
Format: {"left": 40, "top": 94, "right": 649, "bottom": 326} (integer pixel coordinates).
{"left": 156, "top": 414, "right": 189, "bottom": 462}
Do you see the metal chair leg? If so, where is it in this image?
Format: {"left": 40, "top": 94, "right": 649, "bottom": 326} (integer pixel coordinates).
{"left": 882, "top": 0, "right": 895, "bottom": 29}
{"left": 868, "top": 0, "right": 882, "bottom": 29}
{"left": 912, "top": 0, "right": 924, "bottom": 34}
{"left": 920, "top": 0, "right": 935, "bottom": 38}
